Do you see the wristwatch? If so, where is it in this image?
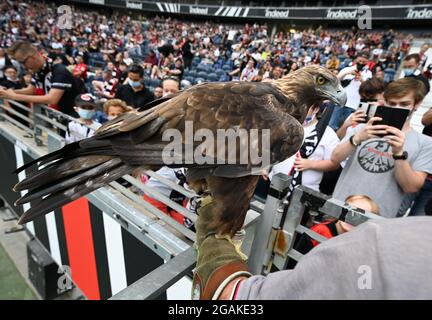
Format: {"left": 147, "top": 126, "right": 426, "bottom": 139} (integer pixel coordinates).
{"left": 393, "top": 151, "right": 408, "bottom": 160}
{"left": 349, "top": 135, "right": 360, "bottom": 147}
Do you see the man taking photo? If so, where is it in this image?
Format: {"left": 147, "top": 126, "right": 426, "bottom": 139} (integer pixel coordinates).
{"left": 330, "top": 77, "right": 432, "bottom": 218}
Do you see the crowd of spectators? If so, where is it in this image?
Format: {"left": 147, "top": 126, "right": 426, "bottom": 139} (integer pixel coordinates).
{"left": 0, "top": 0, "right": 431, "bottom": 241}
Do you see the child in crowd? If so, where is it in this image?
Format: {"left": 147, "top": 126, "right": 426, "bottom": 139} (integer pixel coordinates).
{"left": 65, "top": 94, "right": 101, "bottom": 144}
{"left": 103, "top": 98, "right": 131, "bottom": 120}
{"left": 294, "top": 195, "right": 380, "bottom": 255}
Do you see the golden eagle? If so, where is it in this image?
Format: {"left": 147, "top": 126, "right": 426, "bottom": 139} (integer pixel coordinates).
{"left": 13, "top": 65, "right": 346, "bottom": 237}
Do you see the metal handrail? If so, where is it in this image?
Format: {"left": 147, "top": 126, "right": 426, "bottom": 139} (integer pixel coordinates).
{"left": 110, "top": 180, "right": 197, "bottom": 242}
{"left": 0, "top": 103, "right": 32, "bottom": 124}
{"left": 122, "top": 175, "right": 198, "bottom": 223}
{"left": 0, "top": 111, "right": 33, "bottom": 135}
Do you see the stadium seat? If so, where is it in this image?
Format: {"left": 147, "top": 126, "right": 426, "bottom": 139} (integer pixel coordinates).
{"left": 219, "top": 74, "right": 230, "bottom": 82}
{"left": 181, "top": 79, "right": 192, "bottom": 89}
{"left": 150, "top": 79, "right": 162, "bottom": 88}
{"left": 196, "top": 64, "right": 209, "bottom": 72}
{"left": 195, "top": 77, "right": 206, "bottom": 84}
{"left": 189, "top": 70, "right": 197, "bottom": 78}
{"left": 207, "top": 73, "right": 218, "bottom": 82}
{"left": 197, "top": 71, "right": 208, "bottom": 80}
{"left": 215, "top": 69, "right": 225, "bottom": 78}
{"left": 184, "top": 76, "right": 195, "bottom": 84}
{"left": 222, "top": 65, "right": 232, "bottom": 72}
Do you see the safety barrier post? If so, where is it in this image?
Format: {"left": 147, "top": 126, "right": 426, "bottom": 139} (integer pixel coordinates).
{"left": 247, "top": 173, "right": 291, "bottom": 275}
{"left": 33, "top": 103, "right": 44, "bottom": 146}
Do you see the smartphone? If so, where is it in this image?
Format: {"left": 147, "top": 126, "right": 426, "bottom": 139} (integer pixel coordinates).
{"left": 367, "top": 104, "right": 378, "bottom": 120}
{"left": 373, "top": 106, "right": 410, "bottom": 137}
{"left": 357, "top": 102, "right": 370, "bottom": 123}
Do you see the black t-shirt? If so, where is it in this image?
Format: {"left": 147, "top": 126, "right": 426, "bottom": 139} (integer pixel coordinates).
{"left": 114, "top": 84, "right": 155, "bottom": 109}
{"left": 0, "top": 78, "right": 23, "bottom": 90}
{"left": 182, "top": 40, "right": 194, "bottom": 58}
{"left": 32, "top": 59, "right": 80, "bottom": 116}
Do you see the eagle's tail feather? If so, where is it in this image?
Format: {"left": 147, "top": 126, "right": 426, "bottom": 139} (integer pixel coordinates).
{"left": 14, "top": 138, "right": 136, "bottom": 225}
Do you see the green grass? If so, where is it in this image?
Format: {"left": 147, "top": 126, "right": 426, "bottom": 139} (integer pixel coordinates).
{"left": 0, "top": 241, "right": 38, "bottom": 300}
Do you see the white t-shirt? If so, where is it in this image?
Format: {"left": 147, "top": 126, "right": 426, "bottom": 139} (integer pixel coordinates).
{"left": 65, "top": 121, "right": 101, "bottom": 144}
{"left": 340, "top": 66, "right": 372, "bottom": 110}
{"left": 269, "top": 124, "right": 340, "bottom": 191}
{"left": 145, "top": 166, "right": 184, "bottom": 198}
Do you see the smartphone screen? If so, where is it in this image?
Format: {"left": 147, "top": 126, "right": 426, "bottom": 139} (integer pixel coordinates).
{"left": 373, "top": 106, "right": 410, "bottom": 137}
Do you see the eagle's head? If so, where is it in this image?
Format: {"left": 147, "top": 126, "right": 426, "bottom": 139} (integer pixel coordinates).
{"left": 275, "top": 65, "right": 347, "bottom": 114}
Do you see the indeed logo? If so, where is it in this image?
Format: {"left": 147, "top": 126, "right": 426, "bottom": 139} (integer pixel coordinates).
{"left": 265, "top": 9, "right": 289, "bottom": 18}
{"left": 126, "top": 1, "right": 142, "bottom": 10}
{"left": 89, "top": 0, "right": 105, "bottom": 5}
{"left": 326, "top": 9, "right": 358, "bottom": 19}
{"left": 190, "top": 6, "right": 208, "bottom": 15}
{"left": 406, "top": 8, "right": 432, "bottom": 19}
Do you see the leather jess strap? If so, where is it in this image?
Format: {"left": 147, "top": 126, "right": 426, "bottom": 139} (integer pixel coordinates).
{"left": 192, "top": 260, "right": 251, "bottom": 300}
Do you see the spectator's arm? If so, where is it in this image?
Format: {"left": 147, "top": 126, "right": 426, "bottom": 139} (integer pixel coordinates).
{"left": 102, "top": 90, "right": 116, "bottom": 99}
{"left": 422, "top": 109, "right": 432, "bottom": 126}
{"left": 0, "top": 88, "right": 64, "bottom": 105}
{"left": 384, "top": 126, "right": 429, "bottom": 193}
{"left": 336, "top": 110, "right": 367, "bottom": 140}
{"left": 13, "top": 84, "right": 36, "bottom": 95}
{"left": 168, "top": 68, "right": 182, "bottom": 75}
{"left": 330, "top": 139, "right": 356, "bottom": 164}
{"left": 92, "top": 80, "right": 104, "bottom": 92}
{"left": 336, "top": 121, "right": 351, "bottom": 140}
{"left": 394, "top": 161, "right": 427, "bottom": 193}
{"left": 310, "top": 159, "right": 340, "bottom": 172}
{"left": 229, "top": 68, "right": 240, "bottom": 76}
{"left": 337, "top": 66, "right": 355, "bottom": 80}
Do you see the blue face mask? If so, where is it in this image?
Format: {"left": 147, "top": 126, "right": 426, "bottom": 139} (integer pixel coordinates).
{"left": 303, "top": 113, "right": 316, "bottom": 126}
{"left": 403, "top": 68, "right": 415, "bottom": 76}
{"left": 128, "top": 79, "right": 142, "bottom": 88}
{"left": 78, "top": 108, "right": 95, "bottom": 119}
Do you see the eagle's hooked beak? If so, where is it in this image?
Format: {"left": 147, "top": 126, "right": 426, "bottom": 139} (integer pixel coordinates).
{"left": 324, "top": 84, "right": 347, "bottom": 107}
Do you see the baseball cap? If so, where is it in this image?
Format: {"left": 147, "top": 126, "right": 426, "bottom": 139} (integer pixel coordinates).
{"left": 74, "top": 94, "right": 97, "bottom": 108}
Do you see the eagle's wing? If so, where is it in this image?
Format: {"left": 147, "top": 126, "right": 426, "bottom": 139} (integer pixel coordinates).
{"left": 14, "top": 81, "right": 305, "bottom": 225}
{"left": 96, "top": 81, "right": 304, "bottom": 173}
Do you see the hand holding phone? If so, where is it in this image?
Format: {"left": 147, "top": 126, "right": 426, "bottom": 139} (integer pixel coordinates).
{"left": 384, "top": 126, "right": 406, "bottom": 155}
{"left": 354, "top": 116, "right": 389, "bottom": 143}
{"left": 350, "top": 109, "right": 367, "bottom": 125}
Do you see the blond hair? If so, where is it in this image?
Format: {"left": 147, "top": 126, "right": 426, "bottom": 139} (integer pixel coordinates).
{"left": 384, "top": 77, "right": 426, "bottom": 106}
{"left": 103, "top": 99, "right": 130, "bottom": 114}
{"left": 345, "top": 195, "right": 380, "bottom": 215}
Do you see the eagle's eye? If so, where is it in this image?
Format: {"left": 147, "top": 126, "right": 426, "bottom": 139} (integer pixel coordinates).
{"left": 316, "top": 76, "right": 326, "bottom": 85}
